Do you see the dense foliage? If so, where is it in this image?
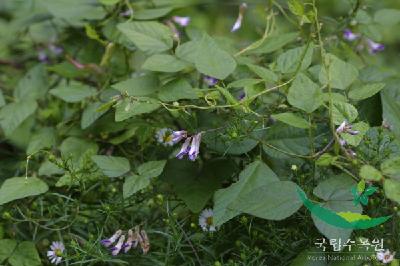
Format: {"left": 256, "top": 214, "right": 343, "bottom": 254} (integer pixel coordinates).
{"left": 0, "top": 0, "right": 399, "bottom": 265}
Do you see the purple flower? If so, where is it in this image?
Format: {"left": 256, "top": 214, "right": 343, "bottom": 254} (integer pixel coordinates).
{"left": 38, "top": 50, "right": 48, "bottom": 63}
{"left": 367, "top": 39, "right": 384, "bottom": 54}
{"left": 110, "top": 235, "right": 125, "bottom": 256}
{"left": 120, "top": 9, "right": 133, "bottom": 17}
{"left": 176, "top": 137, "right": 192, "bottom": 159}
{"left": 204, "top": 76, "right": 219, "bottom": 87}
{"left": 48, "top": 44, "right": 63, "bottom": 56}
{"left": 101, "top": 230, "right": 122, "bottom": 247}
{"left": 188, "top": 133, "right": 202, "bottom": 161}
{"left": 123, "top": 229, "right": 138, "bottom": 253}
{"left": 238, "top": 90, "right": 246, "bottom": 101}
{"left": 172, "top": 16, "right": 191, "bottom": 27}
{"left": 172, "top": 130, "right": 187, "bottom": 144}
{"left": 343, "top": 29, "right": 360, "bottom": 41}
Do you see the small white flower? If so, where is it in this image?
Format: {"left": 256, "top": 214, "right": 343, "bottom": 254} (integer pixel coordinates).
{"left": 47, "top": 241, "right": 65, "bottom": 265}
{"left": 199, "top": 208, "right": 216, "bottom": 232}
{"left": 377, "top": 250, "right": 396, "bottom": 264}
{"left": 172, "top": 16, "right": 190, "bottom": 27}
{"left": 155, "top": 128, "right": 175, "bottom": 146}
{"left": 231, "top": 3, "right": 247, "bottom": 32}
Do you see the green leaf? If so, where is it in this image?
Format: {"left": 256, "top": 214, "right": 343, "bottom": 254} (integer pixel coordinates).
{"left": 14, "top": 64, "right": 48, "bottom": 101}
{"left": 234, "top": 181, "right": 303, "bottom": 220}
{"left": 91, "top": 155, "right": 130, "bottom": 177}
{"left": 26, "top": 127, "right": 56, "bottom": 155}
{"left": 0, "top": 100, "right": 37, "bottom": 136}
{"left": 271, "top": 112, "right": 310, "bottom": 129}
{"left": 137, "top": 160, "right": 166, "bottom": 178}
{"left": 0, "top": 177, "right": 49, "bottom": 205}
{"left": 245, "top": 64, "right": 278, "bottom": 82}
{"left": 8, "top": 241, "right": 41, "bottom": 266}
{"left": 0, "top": 239, "right": 17, "bottom": 263}
{"left": 50, "top": 83, "right": 97, "bottom": 103}
{"left": 38, "top": 161, "right": 64, "bottom": 177}
{"left": 357, "top": 180, "right": 366, "bottom": 194}
{"left": 175, "top": 41, "right": 198, "bottom": 63}
{"left": 203, "top": 126, "right": 263, "bottom": 155}
{"left": 381, "top": 81, "right": 400, "bottom": 140}
{"left": 348, "top": 83, "right": 385, "bottom": 101}
{"left": 195, "top": 33, "right": 237, "bottom": 79}
{"left": 340, "top": 122, "right": 369, "bottom": 146}
{"left": 249, "top": 32, "right": 299, "bottom": 54}
{"left": 337, "top": 212, "right": 371, "bottom": 222}
{"left": 112, "top": 74, "right": 159, "bottom": 96}
{"left": 123, "top": 174, "right": 150, "bottom": 198}
{"left": 115, "top": 97, "right": 160, "bottom": 121}
{"left": 374, "top": 9, "right": 400, "bottom": 26}
{"left": 384, "top": 179, "right": 400, "bottom": 204}
{"left": 81, "top": 102, "right": 107, "bottom": 129}
{"left": 99, "top": 0, "right": 120, "bottom": 5}
{"left": 332, "top": 102, "right": 358, "bottom": 125}
{"left": 319, "top": 54, "right": 359, "bottom": 90}
{"left": 117, "top": 21, "right": 173, "bottom": 54}
{"left": 158, "top": 79, "right": 198, "bottom": 102}
{"left": 132, "top": 7, "right": 172, "bottom": 20}
{"left": 263, "top": 123, "right": 310, "bottom": 159}
{"left": 162, "top": 159, "right": 236, "bottom": 213}
{"left": 288, "top": 0, "right": 304, "bottom": 16}
{"left": 359, "top": 165, "right": 383, "bottom": 181}
{"left": 227, "top": 79, "right": 263, "bottom": 88}
{"left": 213, "top": 160, "right": 279, "bottom": 226}
{"left": 381, "top": 156, "right": 400, "bottom": 179}
{"left": 312, "top": 175, "right": 361, "bottom": 241}
{"left": 60, "top": 137, "right": 99, "bottom": 164}
{"left": 287, "top": 73, "right": 323, "bottom": 113}
{"left": 0, "top": 90, "right": 5, "bottom": 108}
{"left": 277, "top": 43, "right": 314, "bottom": 74}
{"left": 142, "top": 54, "right": 189, "bottom": 72}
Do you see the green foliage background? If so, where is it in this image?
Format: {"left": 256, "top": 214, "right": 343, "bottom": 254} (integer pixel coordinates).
{"left": 0, "top": 0, "right": 399, "bottom": 265}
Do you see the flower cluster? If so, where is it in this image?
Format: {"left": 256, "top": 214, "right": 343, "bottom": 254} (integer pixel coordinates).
{"left": 204, "top": 75, "right": 219, "bottom": 87}
{"left": 343, "top": 29, "right": 384, "bottom": 54}
{"left": 336, "top": 120, "right": 359, "bottom": 156}
{"left": 176, "top": 132, "right": 202, "bottom": 161}
{"left": 199, "top": 208, "right": 217, "bottom": 232}
{"left": 38, "top": 43, "right": 63, "bottom": 63}
{"left": 101, "top": 227, "right": 150, "bottom": 256}
{"left": 376, "top": 250, "right": 396, "bottom": 264}
{"left": 47, "top": 241, "right": 65, "bottom": 265}
{"left": 155, "top": 129, "right": 203, "bottom": 161}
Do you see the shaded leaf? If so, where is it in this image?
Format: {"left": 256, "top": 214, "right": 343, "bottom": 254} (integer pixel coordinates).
{"left": 0, "top": 177, "right": 48, "bottom": 205}
{"left": 91, "top": 155, "right": 130, "bottom": 177}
